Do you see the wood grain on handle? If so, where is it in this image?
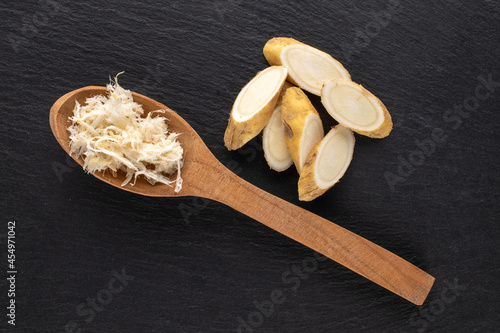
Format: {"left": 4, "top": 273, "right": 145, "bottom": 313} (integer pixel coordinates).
{"left": 191, "top": 159, "right": 435, "bottom": 305}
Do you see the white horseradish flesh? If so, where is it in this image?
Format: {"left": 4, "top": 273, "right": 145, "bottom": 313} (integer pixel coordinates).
{"left": 67, "top": 75, "right": 184, "bottom": 192}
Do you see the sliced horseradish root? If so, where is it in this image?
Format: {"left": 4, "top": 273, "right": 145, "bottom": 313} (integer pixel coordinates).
{"left": 263, "top": 106, "right": 293, "bottom": 171}
{"left": 298, "top": 125, "right": 355, "bottom": 201}
{"left": 281, "top": 87, "right": 324, "bottom": 173}
{"left": 321, "top": 79, "right": 393, "bottom": 138}
{"left": 67, "top": 74, "right": 184, "bottom": 192}
{"left": 263, "top": 82, "right": 294, "bottom": 171}
{"left": 263, "top": 37, "right": 351, "bottom": 96}
{"left": 224, "top": 66, "right": 288, "bottom": 150}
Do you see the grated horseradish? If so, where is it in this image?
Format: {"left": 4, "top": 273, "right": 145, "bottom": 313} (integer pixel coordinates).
{"left": 68, "top": 75, "right": 184, "bottom": 192}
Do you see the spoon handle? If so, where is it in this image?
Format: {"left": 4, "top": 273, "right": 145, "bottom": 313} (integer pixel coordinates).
{"left": 196, "top": 162, "right": 434, "bottom": 305}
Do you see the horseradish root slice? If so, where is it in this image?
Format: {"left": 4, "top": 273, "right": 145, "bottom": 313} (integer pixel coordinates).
{"left": 298, "top": 125, "right": 355, "bottom": 201}
{"left": 263, "top": 82, "right": 294, "bottom": 171}
{"left": 263, "top": 106, "right": 293, "bottom": 171}
{"left": 321, "top": 79, "right": 392, "bottom": 138}
{"left": 263, "top": 37, "right": 351, "bottom": 96}
{"left": 224, "top": 66, "right": 288, "bottom": 150}
{"left": 281, "top": 87, "right": 324, "bottom": 173}
{"left": 263, "top": 37, "right": 307, "bottom": 66}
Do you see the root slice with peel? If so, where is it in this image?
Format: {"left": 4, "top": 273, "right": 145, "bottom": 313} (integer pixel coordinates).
{"left": 263, "top": 37, "right": 307, "bottom": 66}
{"left": 263, "top": 82, "right": 294, "bottom": 171}
{"left": 263, "top": 106, "right": 293, "bottom": 171}
{"left": 224, "top": 66, "right": 288, "bottom": 150}
{"left": 263, "top": 37, "right": 351, "bottom": 96}
{"left": 321, "top": 79, "right": 393, "bottom": 138}
{"left": 281, "top": 87, "right": 324, "bottom": 173}
{"left": 298, "top": 125, "right": 355, "bottom": 201}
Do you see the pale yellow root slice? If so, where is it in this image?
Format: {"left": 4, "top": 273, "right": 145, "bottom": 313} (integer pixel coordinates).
{"left": 321, "top": 79, "right": 393, "bottom": 138}
{"left": 262, "top": 82, "right": 294, "bottom": 171}
{"left": 281, "top": 87, "right": 324, "bottom": 173}
{"left": 263, "top": 37, "right": 307, "bottom": 66}
{"left": 298, "top": 125, "right": 355, "bottom": 201}
{"left": 263, "top": 37, "right": 351, "bottom": 96}
{"left": 263, "top": 106, "right": 293, "bottom": 171}
{"left": 224, "top": 66, "right": 288, "bottom": 150}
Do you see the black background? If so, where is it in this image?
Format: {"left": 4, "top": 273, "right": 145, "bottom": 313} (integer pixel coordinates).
{"left": 1, "top": 0, "right": 499, "bottom": 332}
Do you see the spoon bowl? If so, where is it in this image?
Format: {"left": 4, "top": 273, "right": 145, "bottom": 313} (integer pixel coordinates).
{"left": 50, "top": 86, "right": 435, "bottom": 305}
{"left": 50, "top": 86, "right": 210, "bottom": 197}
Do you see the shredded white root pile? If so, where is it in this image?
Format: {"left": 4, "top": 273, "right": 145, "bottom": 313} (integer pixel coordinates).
{"left": 68, "top": 75, "right": 184, "bottom": 192}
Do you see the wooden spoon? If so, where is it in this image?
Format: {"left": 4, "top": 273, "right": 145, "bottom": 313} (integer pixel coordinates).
{"left": 49, "top": 86, "right": 435, "bottom": 305}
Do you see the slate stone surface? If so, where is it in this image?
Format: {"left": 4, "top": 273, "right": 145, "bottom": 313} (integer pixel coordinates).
{"left": 1, "top": 0, "right": 499, "bottom": 332}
